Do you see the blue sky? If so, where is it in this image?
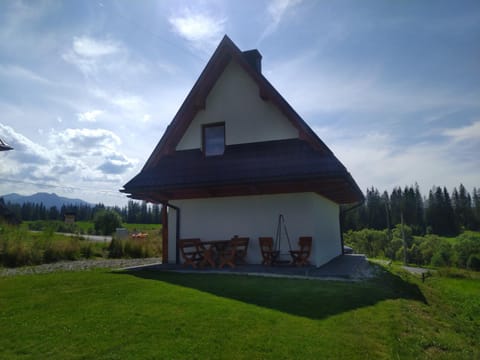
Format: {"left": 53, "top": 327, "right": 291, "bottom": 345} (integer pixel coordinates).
{"left": 0, "top": 0, "right": 479, "bottom": 206}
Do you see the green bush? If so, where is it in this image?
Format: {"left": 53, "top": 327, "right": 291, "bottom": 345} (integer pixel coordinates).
{"left": 343, "top": 229, "right": 389, "bottom": 258}
{"left": 431, "top": 252, "right": 446, "bottom": 267}
{"left": 467, "top": 254, "right": 480, "bottom": 271}
{"left": 455, "top": 232, "right": 480, "bottom": 268}
{"left": 94, "top": 210, "right": 122, "bottom": 236}
{"left": 343, "top": 228, "right": 480, "bottom": 269}
{"left": 3, "top": 242, "right": 31, "bottom": 267}
{"left": 428, "top": 240, "right": 453, "bottom": 267}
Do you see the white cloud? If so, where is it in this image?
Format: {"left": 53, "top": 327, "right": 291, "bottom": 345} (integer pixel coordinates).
{"left": 62, "top": 36, "right": 125, "bottom": 76}
{"left": 315, "top": 127, "right": 479, "bottom": 196}
{"left": 0, "top": 123, "right": 137, "bottom": 204}
{"left": 261, "top": 0, "right": 303, "bottom": 40}
{"left": 0, "top": 64, "right": 51, "bottom": 84}
{"left": 97, "top": 154, "right": 135, "bottom": 175}
{"left": 111, "top": 95, "right": 145, "bottom": 112}
{"left": 72, "top": 36, "right": 121, "bottom": 58}
{"left": 50, "top": 128, "right": 121, "bottom": 154}
{"left": 268, "top": 0, "right": 302, "bottom": 26}
{"left": 0, "top": 123, "right": 51, "bottom": 166}
{"left": 77, "top": 110, "right": 104, "bottom": 122}
{"left": 443, "top": 121, "right": 480, "bottom": 142}
{"left": 169, "top": 8, "right": 226, "bottom": 51}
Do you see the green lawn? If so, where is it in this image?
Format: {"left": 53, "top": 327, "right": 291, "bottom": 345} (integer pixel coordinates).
{"left": 0, "top": 266, "right": 478, "bottom": 359}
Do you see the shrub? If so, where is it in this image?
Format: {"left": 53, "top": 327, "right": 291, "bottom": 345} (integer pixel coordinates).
{"left": 108, "top": 238, "right": 125, "bottom": 258}
{"left": 43, "top": 239, "right": 81, "bottom": 263}
{"left": 80, "top": 242, "right": 94, "bottom": 259}
{"left": 108, "top": 237, "right": 160, "bottom": 259}
{"left": 386, "top": 238, "right": 403, "bottom": 261}
{"left": 94, "top": 210, "right": 122, "bottom": 236}
{"left": 455, "top": 232, "right": 480, "bottom": 268}
{"left": 431, "top": 252, "right": 446, "bottom": 267}
{"left": 467, "top": 254, "right": 480, "bottom": 271}
{"left": 429, "top": 241, "right": 453, "bottom": 268}
{"left": 343, "top": 229, "right": 388, "bottom": 258}
{"left": 3, "top": 242, "right": 31, "bottom": 267}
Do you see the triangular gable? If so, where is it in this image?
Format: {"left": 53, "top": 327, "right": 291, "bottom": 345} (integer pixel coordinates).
{"left": 143, "top": 35, "right": 335, "bottom": 170}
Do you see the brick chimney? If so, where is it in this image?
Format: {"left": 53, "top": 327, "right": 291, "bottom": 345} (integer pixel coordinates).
{"left": 242, "top": 49, "right": 262, "bottom": 74}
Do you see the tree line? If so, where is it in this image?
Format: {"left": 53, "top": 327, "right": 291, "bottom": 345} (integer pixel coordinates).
{"left": 5, "top": 200, "right": 162, "bottom": 224}
{"left": 342, "top": 184, "right": 480, "bottom": 236}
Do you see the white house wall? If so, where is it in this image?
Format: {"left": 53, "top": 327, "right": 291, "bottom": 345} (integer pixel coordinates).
{"left": 167, "top": 192, "right": 342, "bottom": 267}
{"left": 312, "top": 194, "right": 342, "bottom": 265}
{"left": 176, "top": 60, "right": 299, "bottom": 151}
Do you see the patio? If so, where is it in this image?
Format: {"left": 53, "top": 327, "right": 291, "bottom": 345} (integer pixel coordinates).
{"left": 123, "top": 254, "right": 375, "bottom": 281}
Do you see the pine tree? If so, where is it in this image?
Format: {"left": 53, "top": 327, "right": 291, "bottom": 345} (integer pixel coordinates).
{"left": 390, "top": 187, "right": 403, "bottom": 226}
{"left": 472, "top": 188, "right": 480, "bottom": 230}
{"left": 414, "top": 183, "right": 425, "bottom": 234}
{"left": 442, "top": 187, "right": 456, "bottom": 235}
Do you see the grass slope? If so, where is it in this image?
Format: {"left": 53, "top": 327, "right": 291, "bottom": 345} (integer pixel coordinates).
{"left": 0, "top": 267, "right": 478, "bottom": 359}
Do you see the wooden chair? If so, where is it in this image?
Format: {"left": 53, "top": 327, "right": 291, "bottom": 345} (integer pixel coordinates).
{"left": 219, "top": 237, "right": 249, "bottom": 269}
{"left": 259, "top": 237, "right": 280, "bottom": 266}
{"left": 233, "top": 237, "right": 249, "bottom": 264}
{"left": 289, "top": 236, "right": 312, "bottom": 267}
{"left": 178, "top": 238, "right": 206, "bottom": 268}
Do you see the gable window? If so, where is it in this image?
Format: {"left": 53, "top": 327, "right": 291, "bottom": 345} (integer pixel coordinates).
{"left": 203, "top": 123, "right": 225, "bottom": 156}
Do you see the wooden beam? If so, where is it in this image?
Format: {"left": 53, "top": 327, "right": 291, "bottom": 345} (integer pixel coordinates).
{"left": 161, "top": 204, "right": 168, "bottom": 264}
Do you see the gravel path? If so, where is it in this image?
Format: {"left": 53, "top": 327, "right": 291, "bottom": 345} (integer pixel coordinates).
{"left": 0, "top": 258, "right": 162, "bottom": 277}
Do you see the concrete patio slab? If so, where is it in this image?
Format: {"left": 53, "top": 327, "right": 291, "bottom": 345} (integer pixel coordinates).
{"left": 122, "top": 254, "right": 375, "bottom": 281}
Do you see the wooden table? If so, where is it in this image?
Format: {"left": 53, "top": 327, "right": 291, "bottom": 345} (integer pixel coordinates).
{"left": 200, "top": 240, "right": 231, "bottom": 267}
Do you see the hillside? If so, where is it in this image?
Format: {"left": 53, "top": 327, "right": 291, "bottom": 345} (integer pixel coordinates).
{"left": 0, "top": 192, "right": 91, "bottom": 209}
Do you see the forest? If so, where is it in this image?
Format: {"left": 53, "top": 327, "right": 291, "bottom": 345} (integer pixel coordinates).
{"left": 5, "top": 200, "right": 162, "bottom": 225}
{"left": 342, "top": 184, "right": 480, "bottom": 270}
{"left": 342, "top": 183, "right": 480, "bottom": 236}
{"left": 5, "top": 183, "right": 480, "bottom": 235}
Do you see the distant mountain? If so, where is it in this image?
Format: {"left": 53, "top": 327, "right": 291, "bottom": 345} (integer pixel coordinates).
{"left": 0, "top": 192, "right": 92, "bottom": 209}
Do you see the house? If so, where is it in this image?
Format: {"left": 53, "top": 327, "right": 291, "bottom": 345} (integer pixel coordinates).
{"left": 121, "top": 35, "right": 364, "bottom": 267}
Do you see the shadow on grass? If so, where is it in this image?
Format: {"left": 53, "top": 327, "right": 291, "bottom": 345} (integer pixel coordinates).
{"left": 116, "top": 268, "right": 427, "bottom": 321}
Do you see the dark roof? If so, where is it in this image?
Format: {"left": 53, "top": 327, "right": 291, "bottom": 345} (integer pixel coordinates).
{"left": 123, "top": 139, "right": 363, "bottom": 204}
{"left": 122, "top": 35, "right": 364, "bottom": 204}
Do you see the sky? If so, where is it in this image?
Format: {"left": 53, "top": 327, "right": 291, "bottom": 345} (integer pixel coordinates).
{"left": 0, "top": 0, "right": 479, "bottom": 206}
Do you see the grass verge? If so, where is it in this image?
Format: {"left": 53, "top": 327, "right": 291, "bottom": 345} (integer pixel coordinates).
{"left": 0, "top": 266, "right": 478, "bottom": 359}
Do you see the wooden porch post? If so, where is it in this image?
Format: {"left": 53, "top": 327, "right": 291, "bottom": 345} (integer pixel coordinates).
{"left": 161, "top": 204, "right": 168, "bottom": 264}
